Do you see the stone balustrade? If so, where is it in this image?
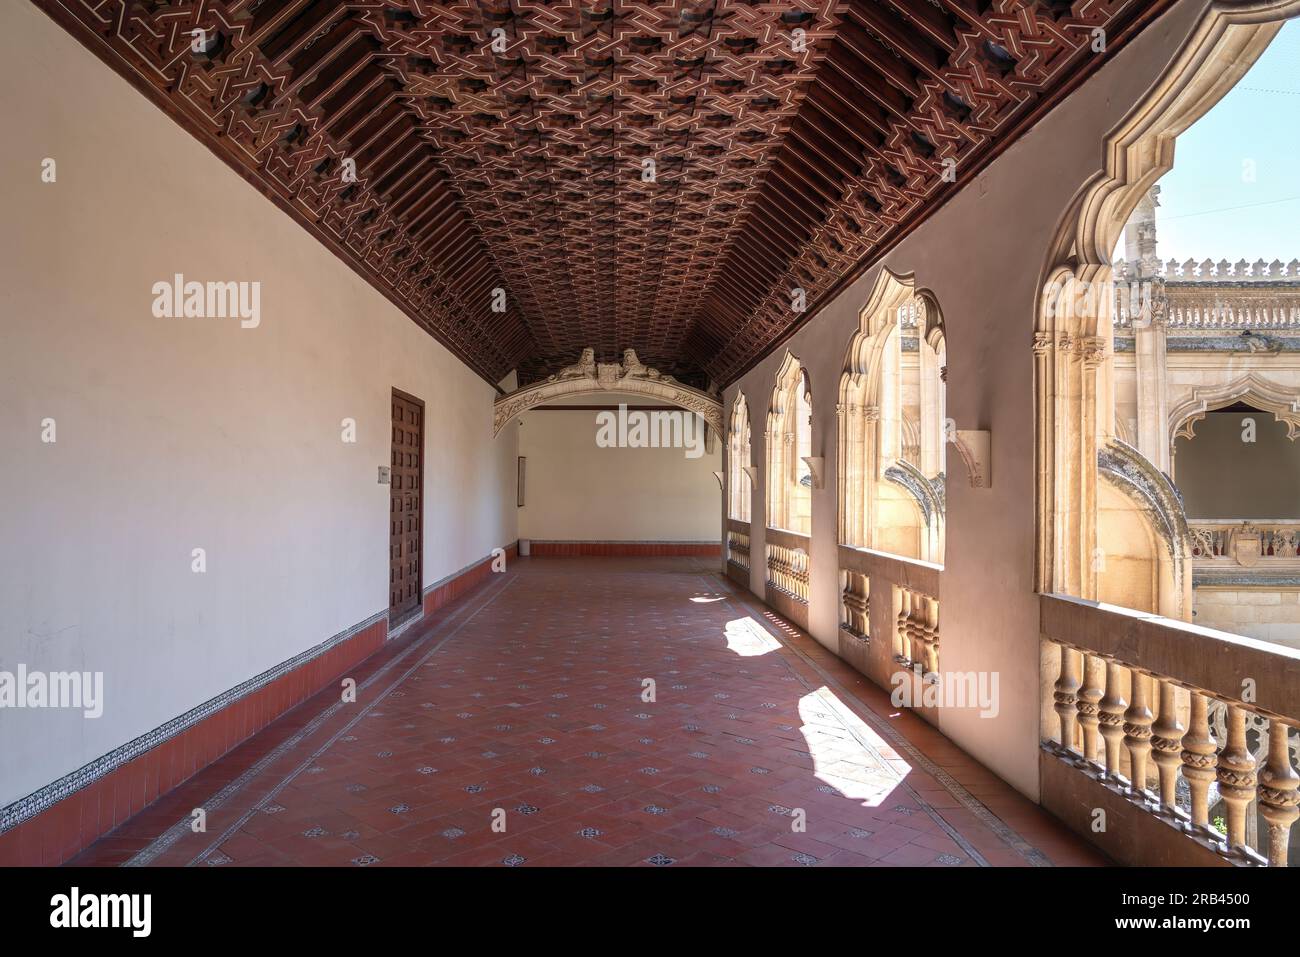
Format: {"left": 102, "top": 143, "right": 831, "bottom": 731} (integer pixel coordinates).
{"left": 1190, "top": 521, "right": 1300, "bottom": 562}
{"left": 896, "top": 586, "right": 940, "bottom": 677}
{"left": 1109, "top": 259, "right": 1300, "bottom": 330}
{"left": 764, "top": 529, "right": 810, "bottom": 604}
{"left": 840, "top": 569, "right": 869, "bottom": 641}
{"left": 1114, "top": 286, "right": 1300, "bottom": 330}
{"left": 1042, "top": 593, "right": 1300, "bottom": 866}
{"left": 726, "top": 522, "right": 751, "bottom": 571}
{"left": 725, "top": 519, "right": 751, "bottom": 588}
{"left": 838, "top": 545, "right": 942, "bottom": 685}
{"left": 763, "top": 528, "right": 811, "bottom": 629}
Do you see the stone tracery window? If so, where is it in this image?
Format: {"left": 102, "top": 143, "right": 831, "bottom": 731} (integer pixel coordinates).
{"left": 727, "top": 393, "right": 752, "bottom": 522}
{"left": 838, "top": 269, "right": 946, "bottom": 562}
{"left": 1037, "top": 12, "right": 1300, "bottom": 624}
{"left": 766, "top": 354, "right": 812, "bottom": 535}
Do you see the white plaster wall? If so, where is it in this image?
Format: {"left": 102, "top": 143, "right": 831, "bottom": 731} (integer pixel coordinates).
{"left": 726, "top": 0, "right": 1215, "bottom": 800}
{"left": 517, "top": 397, "right": 722, "bottom": 541}
{"left": 0, "top": 3, "right": 517, "bottom": 809}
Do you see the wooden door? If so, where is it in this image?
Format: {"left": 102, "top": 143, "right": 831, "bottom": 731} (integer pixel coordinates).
{"left": 390, "top": 389, "right": 424, "bottom": 621}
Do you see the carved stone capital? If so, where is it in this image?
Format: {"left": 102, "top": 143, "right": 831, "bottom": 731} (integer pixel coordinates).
{"left": 1078, "top": 336, "right": 1108, "bottom": 367}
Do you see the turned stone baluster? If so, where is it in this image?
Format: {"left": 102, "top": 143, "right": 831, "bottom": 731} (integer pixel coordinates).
{"left": 1150, "top": 679, "right": 1185, "bottom": 812}
{"left": 1124, "top": 671, "right": 1155, "bottom": 799}
{"left": 841, "top": 573, "right": 854, "bottom": 631}
{"left": 1098, "top": 661, "right": 1128, "bottom": 781}
{"left": 925, "top": 597, "right": 940, "bottom": 675}
{"left": 861, "top": 578, "right": 871, "bottom": 634}
{"left": 895, "top": 589, "right": 912, "bottom": 664}
{"left": 1053, "top": 644, "right": 1080, "bottom": 753}
{"left": 1180, "top": 691, "right": 1218, "bottom": 829}
{"left": 1216, "top": 704, "right": 1258, "bottom": 851}
{"left": 1258, "top": 719, "right": 1300, "bottom": 867}
{"left": 909, "top": 599, "right": 929, "bottom": 675}
{"left": 1076, "top": 654, "right": 1104, "bottom": 763}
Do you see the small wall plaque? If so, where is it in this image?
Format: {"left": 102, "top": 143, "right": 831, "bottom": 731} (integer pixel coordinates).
{"left": 378, "top": 466, "right": 391, "bottom": 485}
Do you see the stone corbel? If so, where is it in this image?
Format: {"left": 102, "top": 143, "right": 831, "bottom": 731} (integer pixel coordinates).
{"left": 950, "top": 429, "right": 992, "bottom": 489}
{"left": 712, "top": 470, "right": 724, "bottom": 491}
{"left": 741, "top": 465, "right": 757, "bottom": 485}
{"left": 801, "top": 456, "right": 825, "bottom": 489}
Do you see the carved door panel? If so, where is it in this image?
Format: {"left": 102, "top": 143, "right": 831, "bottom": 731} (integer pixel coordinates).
{"left": 390, "top": 390, "right": 423, "bottom": 621}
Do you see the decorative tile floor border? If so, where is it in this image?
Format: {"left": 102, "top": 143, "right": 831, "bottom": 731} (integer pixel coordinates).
{"left": 0, "top": 608, "right": 387, "bottom": 840}
{"left": 126, "top": 575, "right": 517, "bottom": 866}
{"left": 0, "top": 544, "right": 516, "bottom": 863}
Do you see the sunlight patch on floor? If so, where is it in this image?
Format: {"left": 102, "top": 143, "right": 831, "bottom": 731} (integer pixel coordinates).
{"left": 797, "top": 688, "right": 913, "bottom": 806}
{"left": 720, "top": 614, "right": 916, "bottom": 807}
{"left": 722, "top": 616, "right": 783, "bottom": 656}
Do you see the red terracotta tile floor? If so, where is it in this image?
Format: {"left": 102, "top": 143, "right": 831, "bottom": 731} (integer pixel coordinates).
{"left": 70, "top": 557, "right": 1105, "bottom": 867}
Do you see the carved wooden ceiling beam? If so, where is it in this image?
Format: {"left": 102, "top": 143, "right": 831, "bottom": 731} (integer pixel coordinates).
{"left": 35, "top": 0, "right": 1174, "bottom": 388}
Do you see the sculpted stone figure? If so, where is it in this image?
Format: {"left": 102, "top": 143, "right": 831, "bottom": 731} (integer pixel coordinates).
{"left": 1234, "top": 331, "right": 1282, "bottom": 355}
{"left": 619, "top": 348, "right": 650, "bottom": 377}
{"left": 550, "top": 348, "right": 597, "bottom": 380}
{"left": 619, "top": 348, "right": 674, "bottom": 382}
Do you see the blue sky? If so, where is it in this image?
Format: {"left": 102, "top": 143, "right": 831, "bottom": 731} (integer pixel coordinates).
{"left": 1141, "top": 18, "right": 1300, "bottom": 264}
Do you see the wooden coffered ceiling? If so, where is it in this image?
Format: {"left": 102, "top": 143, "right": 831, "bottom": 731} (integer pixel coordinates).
{"left": 38, "top": 0, "right": 1173, "bottom": 388}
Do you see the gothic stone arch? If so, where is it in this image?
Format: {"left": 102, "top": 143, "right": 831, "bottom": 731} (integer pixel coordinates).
{"left": 727, "top": 392, "right": 753, "bottom": 522}
{"left": 767, "top": 352, "right": 812, "bottom": 534}
{"left": 1170, "top": 372, "right": 1300, "bottom": 448}
{"left": 493, "top": 349, "right": 723, "bottom": 439}
{"left": 1034, "top": 0, "right": 1300, "bottom": 600}
{"left": 839, "top": 267, "right": 947, "bottom": 551}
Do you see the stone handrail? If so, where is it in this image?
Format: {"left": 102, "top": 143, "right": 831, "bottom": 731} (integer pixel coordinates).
{"left": 1042, "top": 593, "right": 1300, "bottom": 866}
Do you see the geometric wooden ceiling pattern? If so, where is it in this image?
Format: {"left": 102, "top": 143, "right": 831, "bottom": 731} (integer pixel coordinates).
{"left": 37, "top": 0, "right": 1173, "bottom": 388}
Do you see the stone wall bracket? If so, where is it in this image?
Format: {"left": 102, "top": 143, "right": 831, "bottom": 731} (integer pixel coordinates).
{"left": 950, "top": 429, "right": 992, "bottom": 489}
{"left": 801, "top": 455, "right": 825, "bottom": 490}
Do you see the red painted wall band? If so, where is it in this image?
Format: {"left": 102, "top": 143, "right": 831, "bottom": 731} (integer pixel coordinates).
{"left": 527, "top": 542, "right": 721, "bottom": 558}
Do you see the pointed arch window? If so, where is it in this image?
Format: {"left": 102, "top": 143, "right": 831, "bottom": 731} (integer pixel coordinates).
{"left": 727, "top": 393, "right": 752, "bottom": 522}
{"left": 838, "top": 270, "right": 946, "bottom": 562}
{"left": 767, "top": 354, "right": 812, "bottom": 535}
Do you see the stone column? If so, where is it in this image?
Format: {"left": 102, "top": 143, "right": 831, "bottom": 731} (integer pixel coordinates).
{"left": 1034, "top": 268, "right": 1110, "bottom": 601}
{"left": 919, "top": 338, "right": 944, "bottom": 478}
{"left": 1134, "top": 286, "right": 1170, "bottom": 473}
